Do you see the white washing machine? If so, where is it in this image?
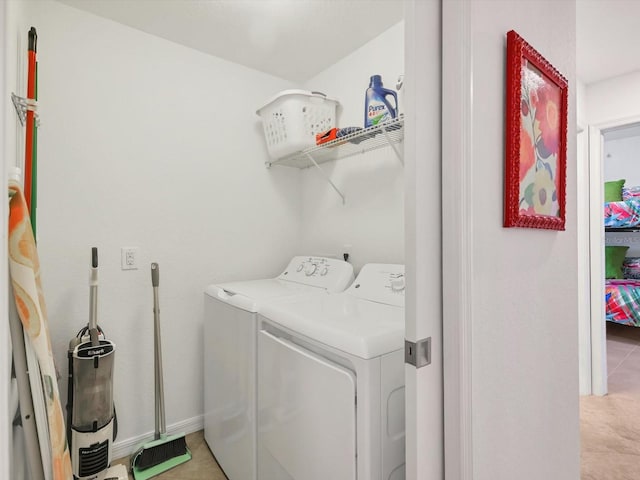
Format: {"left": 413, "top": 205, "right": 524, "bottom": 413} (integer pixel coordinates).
{"left": 203, "top": 256, "right": 354, "bottom": 480}
{"left": 257, "top": 263, "right": 406, "bottom": 480}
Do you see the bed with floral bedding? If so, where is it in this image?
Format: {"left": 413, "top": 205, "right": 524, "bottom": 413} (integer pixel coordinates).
{"left": 606, "top": 278, "right": 640, "bottom": 327}
{"left": 604, "top": 184, "right": 640, "bottom": 326}
{"left": 605, "top": 184, "right": 640, "bottom": 229}
{"left": 604, "top": 199, "right": 640, "bottom": 229}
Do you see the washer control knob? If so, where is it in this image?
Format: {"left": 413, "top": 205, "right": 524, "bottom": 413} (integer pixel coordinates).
{"left": 297, "top": 263, "right": 304, "bottom": 272}
{"left": 304, "top": 263, "right": 318, "bottom": 276}
{"left": 320, "top": 267, "right": 329, "bottom": 276}
{"left": 391, "top": 276, "right": 405, "bottom": 292}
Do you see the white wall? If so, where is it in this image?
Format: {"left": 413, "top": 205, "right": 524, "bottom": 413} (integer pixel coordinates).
{"left": 300, "top": 22, "right": 404, "bottom": 272}
{"left": 4, "top": 0, "right": 27, "bottom": 174}
{"left": 577, "top": 80, "right": 587, "bottom": 128}
{"left": 587, "top": 71, "right": 640, "bottom": 125}
{"left": 603, "top": 134, "right": 640, "bottom": 185}
{"left": 22, "top": 0, "right": 300, "bottom": 446}
{"left": 3, "top": 1, "right": 31, "bottom": 478}
{"left": 468, "top": 2, "right": 579, "bottom": 479}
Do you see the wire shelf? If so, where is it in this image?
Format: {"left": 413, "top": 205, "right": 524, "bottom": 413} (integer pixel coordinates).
{"left": 267, "top": 115, "right": 404, "bottom": 169}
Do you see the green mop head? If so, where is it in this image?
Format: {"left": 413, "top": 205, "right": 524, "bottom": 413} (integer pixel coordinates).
{"left": 131, "top": 433, "right": 192, "bottom": 480}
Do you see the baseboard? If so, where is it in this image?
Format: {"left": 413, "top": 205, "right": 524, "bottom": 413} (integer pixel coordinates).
{"left": 111, "top": 414, "right": 204, "bottom": 461}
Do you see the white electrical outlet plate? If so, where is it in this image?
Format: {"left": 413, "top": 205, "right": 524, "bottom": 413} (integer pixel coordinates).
{"left": 121, "top": 247, "right": 139, "bottom": 270}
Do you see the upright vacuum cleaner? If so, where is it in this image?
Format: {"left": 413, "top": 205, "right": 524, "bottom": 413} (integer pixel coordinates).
{"left": 67, "top": 248, "right": 127, "bottom": 480}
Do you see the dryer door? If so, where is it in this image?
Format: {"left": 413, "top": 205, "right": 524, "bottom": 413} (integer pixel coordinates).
{"left": 258, "top": 330, "right": 357, "bottom": 480}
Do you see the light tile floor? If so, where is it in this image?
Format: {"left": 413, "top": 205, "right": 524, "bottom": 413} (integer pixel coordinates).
{"left": 581, "top": 321, "right": 640, "bottom": 480}
{"left": 113, "top": 430, "right": 227, "bottom": 480}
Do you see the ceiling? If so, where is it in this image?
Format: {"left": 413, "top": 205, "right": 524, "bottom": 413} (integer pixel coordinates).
{"left": 56, "top": 0, "right": 638, "bottom": 86}
{"left": 55, "top": 0, "right": 404, "bottom": 83}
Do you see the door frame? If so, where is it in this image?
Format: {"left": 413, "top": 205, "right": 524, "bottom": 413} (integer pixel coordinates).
{"left": 588, "top": 115, "right": 640, "bottom": 396}
{"left": 1, "top": 0, "right": 11, "bottom": 477}
{"left": 441, "top": 0, "right": 473, "bottom": 478}
{"left": 577, "top": 126, "right": 592, "bottom": 395}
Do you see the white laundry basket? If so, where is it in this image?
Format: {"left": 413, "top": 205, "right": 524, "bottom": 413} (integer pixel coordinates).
{"left": 256, "top": 90, "right": 340, "bottom": 160}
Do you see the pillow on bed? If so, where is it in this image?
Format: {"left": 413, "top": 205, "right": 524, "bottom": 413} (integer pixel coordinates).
{"left": 623, "top": 186, "right": 640, "bottom": 200}
{"left": 605, "top": 179, "right": 626, "bottom": 202}
{"left": 606, "top": 246, "right": 629, "bottom": 279}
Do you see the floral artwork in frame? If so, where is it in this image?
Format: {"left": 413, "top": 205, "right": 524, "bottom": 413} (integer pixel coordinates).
{"left": 504, "top": 30, "right": 568, "bottom": 230}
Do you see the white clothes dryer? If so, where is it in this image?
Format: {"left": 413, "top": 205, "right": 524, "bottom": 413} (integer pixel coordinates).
{"left": 257, "top": 263, "right": 406, "bottom": 480}
{"left": 203, "top": 256, "right": 354, "bottom": 480}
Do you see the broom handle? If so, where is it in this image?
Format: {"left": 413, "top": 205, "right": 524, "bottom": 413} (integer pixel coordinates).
{"left": 152, "top": 263, "right": 166, "bottom": 438}
{"left": 24, "top": 27, "right": 37, "bottom": 213}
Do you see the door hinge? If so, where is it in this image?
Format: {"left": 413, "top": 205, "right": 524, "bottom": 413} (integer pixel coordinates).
{"left": 405, "top": 337, "right": 431, "bottom": 368}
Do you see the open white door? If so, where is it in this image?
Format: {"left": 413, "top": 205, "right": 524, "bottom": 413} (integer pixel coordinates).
{"left": 403, "top": 1, "right": 444, "bottom": 479}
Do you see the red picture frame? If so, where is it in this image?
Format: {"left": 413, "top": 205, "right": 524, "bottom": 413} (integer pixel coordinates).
{"left": 504, "top": 30, "right": 568, "bottom": 230}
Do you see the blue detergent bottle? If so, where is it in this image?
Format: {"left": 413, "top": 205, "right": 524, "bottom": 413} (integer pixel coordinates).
{"left": 364, "top": 75, "right": 398, "bottom": 128}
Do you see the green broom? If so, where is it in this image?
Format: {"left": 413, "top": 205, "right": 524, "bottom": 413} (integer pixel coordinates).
{"left": 131, "top": 263, "right": 191, "bottom": 479}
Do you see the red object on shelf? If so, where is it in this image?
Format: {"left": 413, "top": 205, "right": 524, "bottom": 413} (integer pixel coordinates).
{"left": 316, "top": 128, "right": 338, "bottom": 145}
{"left": 24, "top": 27, "right": 37, "bottom": 213}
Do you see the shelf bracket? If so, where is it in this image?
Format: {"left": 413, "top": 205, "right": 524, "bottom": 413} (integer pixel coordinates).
{"left": 303, "top": 152, "right": 345, "bottom": 204}
{"left": 11, "top": 92, "right": 39, "bottom": 127}
{"left": 381, "top": 123, "right": 404, "bottom": 165}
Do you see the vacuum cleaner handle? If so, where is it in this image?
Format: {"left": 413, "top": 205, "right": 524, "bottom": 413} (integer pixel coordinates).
{"left": 151, "top": 263, "right": 166, "bottom": 437}
{"left": 89, "top": 247, "right": 100, "bottom": 347}
{"left": 151, "top": 261, "right": 159, "bottom": 287}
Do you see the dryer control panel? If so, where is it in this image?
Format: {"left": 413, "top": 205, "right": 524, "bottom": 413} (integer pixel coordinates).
{"left": 278, "top": 256, "right": 354, "bottom": 293}
{"left": 346, "top": 263, "right": 405, "bottom": 307}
